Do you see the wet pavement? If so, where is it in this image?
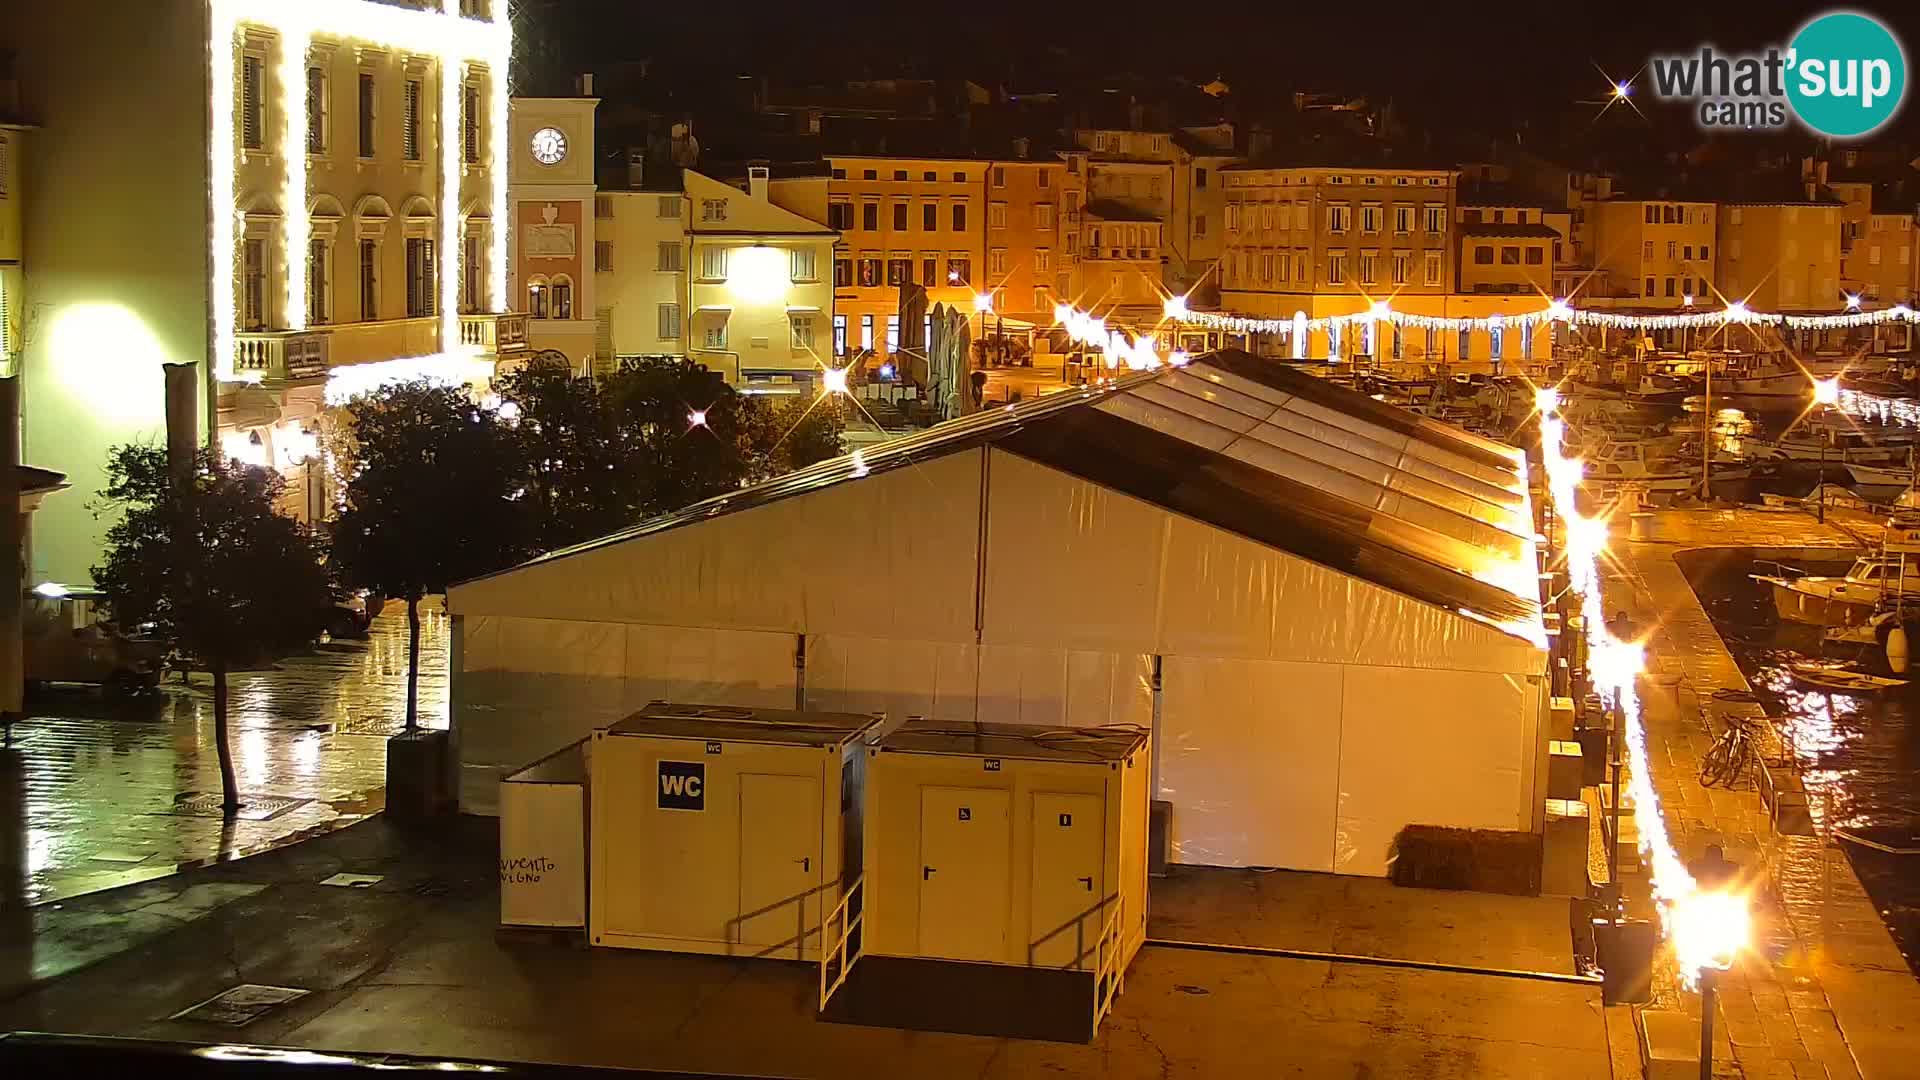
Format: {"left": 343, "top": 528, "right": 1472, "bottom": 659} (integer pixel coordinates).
{"left": 0, "top": 818, "right": 1612, "bottom": 1078}
{"left": 2, "top": 602, "right": 447, "bottom": 906}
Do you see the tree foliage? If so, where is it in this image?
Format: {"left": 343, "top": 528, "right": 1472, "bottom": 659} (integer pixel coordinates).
{"left": 329, "top": 380, "right": 532, "bottom": 601}
{"left": 93, "top": 445, "right": 333, "bottom": 673}
{"left": 92, "top": 444, "right": 333, "bottom": 812}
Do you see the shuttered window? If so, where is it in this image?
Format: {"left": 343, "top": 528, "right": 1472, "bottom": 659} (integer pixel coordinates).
{"left": 241, "top": 56, "right": 264, "bottom": 150}
{"left": 402, "top": 80, "right": 422, "bottom": 161}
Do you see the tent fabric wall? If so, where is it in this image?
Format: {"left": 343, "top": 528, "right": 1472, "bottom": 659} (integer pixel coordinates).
{"left": 1333, "top": 667, "right": 1539, "bottom": 876}
{"left": 800, "top": 635, "right": 980, "bottom": 724}
{"left": 982, "top": 450, "right": 1543, "bottom": 676}
{"left": 450, "top": 449, "right": 983, "bottom": 641}
{"left": 456, "top": 615, "right": 796, "bottom": 813}
{"left": 1158, "top": 655, "right": 1543, "bottom": 877}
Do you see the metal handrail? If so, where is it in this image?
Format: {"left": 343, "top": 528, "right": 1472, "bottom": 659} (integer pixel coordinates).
{"left": 817, "top": 875, "right": 864, "bottom": 1011}
{"left": 1090, "top": 898, "right": 1125, "bottom": 1038}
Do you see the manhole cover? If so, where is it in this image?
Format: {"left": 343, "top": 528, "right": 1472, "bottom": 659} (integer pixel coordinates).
{"left": 171, "top": 983, "right": 309, "bottom": 1025}
{"left": 166, "top": 792, "right": 309, "bottom": 820}
{"left": 319, "top": 873, "right": 384, "bottom": 888}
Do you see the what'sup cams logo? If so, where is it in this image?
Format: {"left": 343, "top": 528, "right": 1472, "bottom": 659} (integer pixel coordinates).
{"left": 1648, "top": 11, "right": 1907, "bottom": 138}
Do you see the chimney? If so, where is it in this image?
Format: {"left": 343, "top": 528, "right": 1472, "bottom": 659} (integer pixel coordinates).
{"left": 578, "top": 72, "right": 594, "bottom": 97}
{"left": 748, "top": 164, "right": 770, "bottom": 202}
{"left": 627, "top": 149, "right": 645, "bottom": 190}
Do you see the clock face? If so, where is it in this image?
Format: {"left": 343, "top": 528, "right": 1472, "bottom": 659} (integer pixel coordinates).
{"left": 530, "top": 127, "right": 568, "bottom": 166}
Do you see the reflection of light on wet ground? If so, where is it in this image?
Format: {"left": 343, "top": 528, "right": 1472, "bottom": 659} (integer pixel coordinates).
{"left": 1754, "top": 659, "right": 1871, "bottom": 829}
{"left": 3, "top": 602, "right": 449, "bottom": 906}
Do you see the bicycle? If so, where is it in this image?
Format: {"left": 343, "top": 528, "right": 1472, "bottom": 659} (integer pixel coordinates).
{"left": 1699, "top": 717, "right": 1757, "bottom": 789}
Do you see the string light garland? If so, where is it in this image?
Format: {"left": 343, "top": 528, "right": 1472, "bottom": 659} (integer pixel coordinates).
{"left": 1536, "top": 388, "right": 1750, "bottom": 988}
{"left": 1175, "top": 298, "right": 1918, "bottom": 338}
{"left": 209, "top": 0, "right": 513, "bottom": 384}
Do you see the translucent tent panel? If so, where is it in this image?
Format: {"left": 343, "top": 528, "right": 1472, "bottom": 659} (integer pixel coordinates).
{"left": 451, "top": 448, "right": 984, "bottom": 641}
{"left": 1333, "top": 666, "right": 1539, "bottom": 876}
{"left": 982, "top": 450, "right": 1545, "bottom": 675}
{"left": 456, "top": 616, "right": 797, "bottom": 812}
{"left": 1159, "top": 655, "right": 1343, "bottom": 871}
{"left": 802, "top": 634, "right": 980, "bottom": 724}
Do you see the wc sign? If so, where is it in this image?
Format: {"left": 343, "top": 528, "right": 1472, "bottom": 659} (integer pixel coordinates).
{"left": 658, "top": 760, "right": 705, "bottom": 811}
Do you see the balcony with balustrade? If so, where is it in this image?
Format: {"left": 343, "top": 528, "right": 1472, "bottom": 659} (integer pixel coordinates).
{"left": 235, "top": 330, "right": 332, "bottom": 385}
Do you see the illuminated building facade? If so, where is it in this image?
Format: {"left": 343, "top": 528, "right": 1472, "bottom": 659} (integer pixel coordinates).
{"left": 509, "top": 93, "right": 599, "bottom": 369}
{"left": 1715, "top": 197, "right": 1843, "bottom": 314}
{"left": 5, "top": 0, "right": 519, "bottom": 584}
{"left": 1589, "top": 198, "right": 1718, "bottom": 310}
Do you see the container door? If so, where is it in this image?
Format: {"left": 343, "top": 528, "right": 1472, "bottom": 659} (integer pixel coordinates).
{"left": 1029, "top": 792, "right": 1105, "bottom": 969}
{"left": 917, "top": 785, "right": 1010, "bottom": 962}
{"left": 737, "top": 773, "right": 822, "bottom": 957}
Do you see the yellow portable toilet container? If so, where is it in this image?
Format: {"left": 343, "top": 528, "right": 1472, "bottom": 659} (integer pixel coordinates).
{"left": 828, "top": 721, "right": 1149, "bottom": 1040}
{"left": 588, "top": 701, "right": 885, "bottom": 960}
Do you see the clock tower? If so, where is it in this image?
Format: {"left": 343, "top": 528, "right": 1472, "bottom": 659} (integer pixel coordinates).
{"left": 508, "top": 91, "right": 600, "bottom": 371}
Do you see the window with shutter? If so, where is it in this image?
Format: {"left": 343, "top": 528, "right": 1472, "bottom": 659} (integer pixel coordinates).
{"left": 358, "top": 73, "right": 376, "bottom": 158}
{"left": 359, "top": 240, "right": 378, "bottom": 318}
{"left": 406, "top": 238, "right": 435, "bottom": 317}
{"left": 701, "top": 245, "right": 729, "bottom": 281}
{"left": 403, "top": 80, "right": 421, "bottom": 160}
{"left": 243, "top": 239, "right": 267, "bottom": 328}
{"left": 595, "top": 241, "right": 613, "bottom": 272}
{"left": 463, "top": 233, "right": 482, "bottom": 312}
{"left": 309, "top": 239, "right": 329, "bottom": 324}
{"left": 242, "top": 56, "right": 264, "bottom": 150}
{"left": 790, "top": 248, "right": 817, "bottom": 281}
{"left": 306, "top": 68, "right": 326, "bottom": 153}
{"left": 463, "top": 84, "right": 480, "bottom": 163}
{"left": 658, "top": 303, "right": 680, "bottom": 340}
{"left": 657, "top": 242, "right": 681, "bottom": 272}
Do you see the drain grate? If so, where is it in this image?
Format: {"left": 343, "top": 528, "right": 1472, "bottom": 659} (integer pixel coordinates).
{"left": 166, "top": 792, "right": 309, "bottom": 821}
{"left": 318, "top": 873, "right": 384, "bottom": 888}
{"left": 170, "top": 983, "right": 310, "bottom": 1026}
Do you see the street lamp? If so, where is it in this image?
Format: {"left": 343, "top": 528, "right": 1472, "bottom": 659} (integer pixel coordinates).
{"left": 1813, "top": 377, "right": 1841, "bottom": 522}
{"left": 1672, "top": 889, "right": 1752, "bottom": 1080}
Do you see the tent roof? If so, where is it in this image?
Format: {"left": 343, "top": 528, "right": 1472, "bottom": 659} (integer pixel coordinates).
{"left": 465, "top": 352, "right": 1541, "bottom": 639}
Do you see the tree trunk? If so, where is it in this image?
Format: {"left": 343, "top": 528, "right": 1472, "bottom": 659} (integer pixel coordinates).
{"left": 405, "top": 595, "right": 421, "bottom": 732}
{"left": 213, "top": 662, "right": 240, "bottom": 817}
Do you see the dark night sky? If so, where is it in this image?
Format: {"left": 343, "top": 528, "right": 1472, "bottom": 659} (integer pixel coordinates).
{"left": 518, "top": 0, "right": 1920, "bottom": 143}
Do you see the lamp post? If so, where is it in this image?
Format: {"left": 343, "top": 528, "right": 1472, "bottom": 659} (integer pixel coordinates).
{"left": 1814, "top": 377, "right": 1841, "bottom": 523}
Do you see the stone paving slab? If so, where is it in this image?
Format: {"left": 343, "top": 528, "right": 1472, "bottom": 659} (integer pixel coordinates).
{"left": 1616, "top": 507, "right": 1919, "bottom": 1080}
{"left": 3, "top": 603, "right": 448, "bottom": 905}
{"left": 0, "top": 817, "right": 1613, "bottom": 1079}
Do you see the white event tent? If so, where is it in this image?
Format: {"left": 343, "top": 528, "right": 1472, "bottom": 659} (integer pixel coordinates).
{"left": 447, "top": 350, "right": 1549, "bottom": 876}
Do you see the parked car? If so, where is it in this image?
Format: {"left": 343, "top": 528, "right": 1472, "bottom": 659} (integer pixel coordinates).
{"left": 24, "top": 585, "right": 165, "bottom": 695}
{"left": 324, "top": 590, "right": 385, "bottom": 640}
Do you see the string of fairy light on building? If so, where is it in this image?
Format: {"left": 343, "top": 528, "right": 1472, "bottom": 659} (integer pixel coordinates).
{"left": 1534, "top": 386, "right": 1749, "bottom": 989}
{"left": 1164, "top": 294, "right": 1917, "bottom": 339}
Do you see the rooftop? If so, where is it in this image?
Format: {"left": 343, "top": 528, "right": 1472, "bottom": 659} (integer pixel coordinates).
{"left": 605, "top": 701, "right": 884, "bottom": 747}
{"left": 876, "top": 719, "right": 1147, "bottom": 764}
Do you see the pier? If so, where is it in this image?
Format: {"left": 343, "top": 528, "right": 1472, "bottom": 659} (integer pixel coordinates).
{"left": 1612, "top": 504, "right": 1920, "bottom": 1077}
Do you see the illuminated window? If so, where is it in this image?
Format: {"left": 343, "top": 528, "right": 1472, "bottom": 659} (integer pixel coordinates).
{"left": 702, "top": 313, "right": 727, "bottom": 350}
{"left": 1035, "top": 249, "right": 1051, "bottom": 273}
{"left": 527, "top": 279, "right": 547, "bottom": 318}
{"left": 887, "top": 258, "right": 910, "bottom": 285}
{"left": 306, "top": 67, "right": 327, "bottom": 154}
{"left": 241, "top": 55, "right": 264, "bottom": 150}
{"left": 357, "top": 72, "right": 376, "bottom": 158}
{"left": 1458, "top": 327, "right": 1471, "bottom": 359}
{"left": 886, "top": 315, "right": 899, "bottom": 351}
{"left": 1490, "top": 323, "right": 1504, "bottom": 361}
{"left": 1391, "top": 322, "right": 1403, "bottom": 359}
{"left": 858, "top": 257, "right": 880, "bottom": 287}
{"left": 402, "top": 79, "right": 422, "bottom": 161}
{"left": 405, "top": 238, "right": 435, "bottom": 317}
{"left": 860, "top": 314, "right": 873, "bottom": 350}
{"left": 948, "top": 257, "right": 970, "bottom": 284}
{"left": 832, "top": 314, "right": 847, "bottom": 354}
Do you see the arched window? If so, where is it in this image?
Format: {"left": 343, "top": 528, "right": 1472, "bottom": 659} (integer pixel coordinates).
{"left": 549, "top": 274, "right": 574, "bottom": 320}
{"left": 526, "top": 275, "right": 549, "bottom": 319}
